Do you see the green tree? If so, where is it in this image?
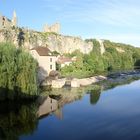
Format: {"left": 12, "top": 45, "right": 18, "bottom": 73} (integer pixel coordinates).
{"left": 0, "top": 43, "right": 38, "bottom": 100}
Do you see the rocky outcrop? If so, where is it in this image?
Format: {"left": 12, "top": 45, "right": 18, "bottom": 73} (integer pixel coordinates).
{"left": 71, "top": 78, "right": 80, "bottom": 88}
{"left": 0, "top": 27, "right": 93, "bottom": 54}
{"left": 42, "top": 75, "right": 107, "bottom": 88}
{"left": 51, "top": 78, "right": 66, "bottom": 88}
{"left": 71, "top": 76, "right": 107, "bottom": 87}
{"left": 116, "top": 47, "right": 125, "bottom": 53}
{"left": 96, "top": 39, "right": 105, "bottom": 55}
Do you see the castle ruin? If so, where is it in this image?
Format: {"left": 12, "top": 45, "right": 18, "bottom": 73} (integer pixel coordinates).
{"left": 0, "top": 11, "right": 60, "bottom": 34}
{"left": 0, "top": 10, "right": 17, "bottom": 29}
{"left": 43, "top": 23, "right": 60, "bottom": 34}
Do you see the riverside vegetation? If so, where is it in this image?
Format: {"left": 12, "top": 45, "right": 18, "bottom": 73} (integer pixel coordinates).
{"left": 61, "top": 39, "right": 140, "bottom": 78}
{"left": 0, "top": 43, "right": 38, "bottom": 101}
{"left": 1, "top": 39, "right": 140, "bottom": 100}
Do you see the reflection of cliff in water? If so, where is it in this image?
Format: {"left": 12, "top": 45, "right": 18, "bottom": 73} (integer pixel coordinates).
{"left": 0, "top": 101, "right": 38, "bottom": 140}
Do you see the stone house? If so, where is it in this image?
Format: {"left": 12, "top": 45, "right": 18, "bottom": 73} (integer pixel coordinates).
{"left": 57, "top": 56, "right": 76, "bottom": 68}
{"left": 30, "top": 47, "right": 57, "bottom": 82}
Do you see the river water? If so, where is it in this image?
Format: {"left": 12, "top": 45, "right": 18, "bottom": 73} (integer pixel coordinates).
{"left": 1, "top": 79, "right": 140, "bottom": 140}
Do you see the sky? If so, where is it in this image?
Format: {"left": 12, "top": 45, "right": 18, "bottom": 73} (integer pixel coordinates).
{"left": 0, "top": 0, "right": 140, "bottom": 47}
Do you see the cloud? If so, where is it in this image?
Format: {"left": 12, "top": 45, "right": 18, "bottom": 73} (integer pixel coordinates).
{"left": 41, "top": 0, "right": 140, "bottom": 46}
{"left": 42, "top": 0, "right": 140, "bottom": 27}
{"left": 93, "top": 34, "right": 140, "bottom": 47}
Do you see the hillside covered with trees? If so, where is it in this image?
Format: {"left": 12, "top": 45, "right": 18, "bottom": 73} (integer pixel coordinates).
{"left": 60, "top": 39, "right": 140, "bottom": 78}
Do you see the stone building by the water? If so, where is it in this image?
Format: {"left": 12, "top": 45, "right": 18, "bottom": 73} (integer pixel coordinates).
{"left": 30, "top": 47, "right": 57, "bottom": 82}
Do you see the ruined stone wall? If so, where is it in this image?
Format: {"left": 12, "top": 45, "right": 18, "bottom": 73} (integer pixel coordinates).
{"left": 0, "top": 11, "right": 17, "bottom": 29}
{"left": 43, "top": 23, "right": 60, "bottom": 34}
{"left": 0, "top": 16, "right": 11, "bottom": 29}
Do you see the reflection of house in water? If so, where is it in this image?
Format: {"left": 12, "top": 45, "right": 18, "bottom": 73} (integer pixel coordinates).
{"left": 37, "top": 88, "right": 84, "bottom": 120}
{"left": 37, "top": 87, "right": 101, "bottom": 120}
{"left": 37, "top": 96, "right": 63, "bottom": 120}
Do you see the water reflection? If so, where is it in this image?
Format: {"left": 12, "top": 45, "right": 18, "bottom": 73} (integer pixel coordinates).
{"left": 0, "top": 87, "right": 102, "bottom": 140}
{"left": 0, "top": 102, "right": 38, "bottom": 140}
{"left": 37, "top": 96, "right": 63, "bottom": 119}
{"left": 37, "top": 87, "right": 102, "bottom": 119}
{"left": 89, "top": 89, "right": 101, "bottom": 105}
{"left": 1, "top": 78, "right": 140, "bottom": 140}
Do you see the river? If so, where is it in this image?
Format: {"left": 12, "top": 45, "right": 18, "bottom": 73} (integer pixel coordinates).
{"left": 1, "top": 79, "right": 140, "bottom": 140}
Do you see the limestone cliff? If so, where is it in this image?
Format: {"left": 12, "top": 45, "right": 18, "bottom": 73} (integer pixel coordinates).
{"left": 96, "top": 39, "right": 105, "bottom": 54}
{"left": 0, "top": 27, "right": 93, "bottom": 54}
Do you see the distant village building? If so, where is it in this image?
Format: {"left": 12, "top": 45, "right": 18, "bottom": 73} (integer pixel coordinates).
{"left": 0, "top": 10, "right": 17, "bottom": 29}
{"left": 30, "top": 47, "right": 57, "bottom": 82}
{"left": 57, "top": 56, "right": 76, "bottom": 68}
{"left": 43, "top": 22, "right": 60, "bottom": 34}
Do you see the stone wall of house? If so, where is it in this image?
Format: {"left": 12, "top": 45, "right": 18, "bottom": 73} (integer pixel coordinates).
{"left": 30, "top": 50, "right": 57, "bottom": 82}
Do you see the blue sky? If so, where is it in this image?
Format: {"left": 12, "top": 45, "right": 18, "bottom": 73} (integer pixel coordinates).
{"left": 1, "top": 0, "right": 140, "bottom": 46}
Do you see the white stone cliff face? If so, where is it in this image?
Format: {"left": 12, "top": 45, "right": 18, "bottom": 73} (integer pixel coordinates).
{"left": 46, "top": 35, "right": 93, "bottom": 54}
{"left": 0, "top": 28, "right": 93, "bottom": 54}
{"left": 96, "top": 39, "right": 105, "bottom": 55}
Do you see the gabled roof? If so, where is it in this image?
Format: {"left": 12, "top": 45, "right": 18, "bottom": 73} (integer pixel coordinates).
{"left": 31, "top": 47, "right": 52, "bottom": 56}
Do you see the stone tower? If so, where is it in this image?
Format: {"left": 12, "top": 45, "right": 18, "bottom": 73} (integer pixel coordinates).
{"left": 43, "top": 24, "right": 49, "bottom": 32}
{"left": 12, "top": 10, "right": 17, "bottom": 27}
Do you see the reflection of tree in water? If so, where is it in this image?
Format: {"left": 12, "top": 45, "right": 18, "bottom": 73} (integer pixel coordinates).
{"left": 89, "top": 88, "right": 101, "bottom": 105}
{"left": 0, "top": 102, "right": 38, "bottom": 140}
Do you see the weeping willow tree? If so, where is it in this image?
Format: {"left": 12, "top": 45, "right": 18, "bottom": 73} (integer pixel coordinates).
{"left": 0, "top": 43, "right": 38, "bottom": 100}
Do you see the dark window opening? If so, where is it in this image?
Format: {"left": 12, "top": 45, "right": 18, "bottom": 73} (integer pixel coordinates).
{"left": 2, "top": 17, "right": 5, "bottom": 26}
{"left": 50, "top": 65, "right": 52, "bottom": 69}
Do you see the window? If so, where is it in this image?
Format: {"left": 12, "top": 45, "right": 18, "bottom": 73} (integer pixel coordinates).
{"left": 2, "top": 17, "right": 5, "bottom": 26}
{"left": 50, "top": 65, "right": 52, "bottom": 69}
{"left": 50, "top": 58, "right": 52, "bottom": 62}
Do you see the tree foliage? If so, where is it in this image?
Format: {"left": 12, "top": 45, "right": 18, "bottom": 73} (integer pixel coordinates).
{"left": 60, "top": 39, "right": 140, "bottom": 78}
{"left": 0, "top": 43, "right": 38, "bottom": 100}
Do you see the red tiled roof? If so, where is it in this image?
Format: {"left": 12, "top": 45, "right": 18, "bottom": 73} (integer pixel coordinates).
{"left": 57, "top": 57, "right": 72, "bottom": 64}
{"left": 31, "top": 47, "right": 52, "bottom": 56}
